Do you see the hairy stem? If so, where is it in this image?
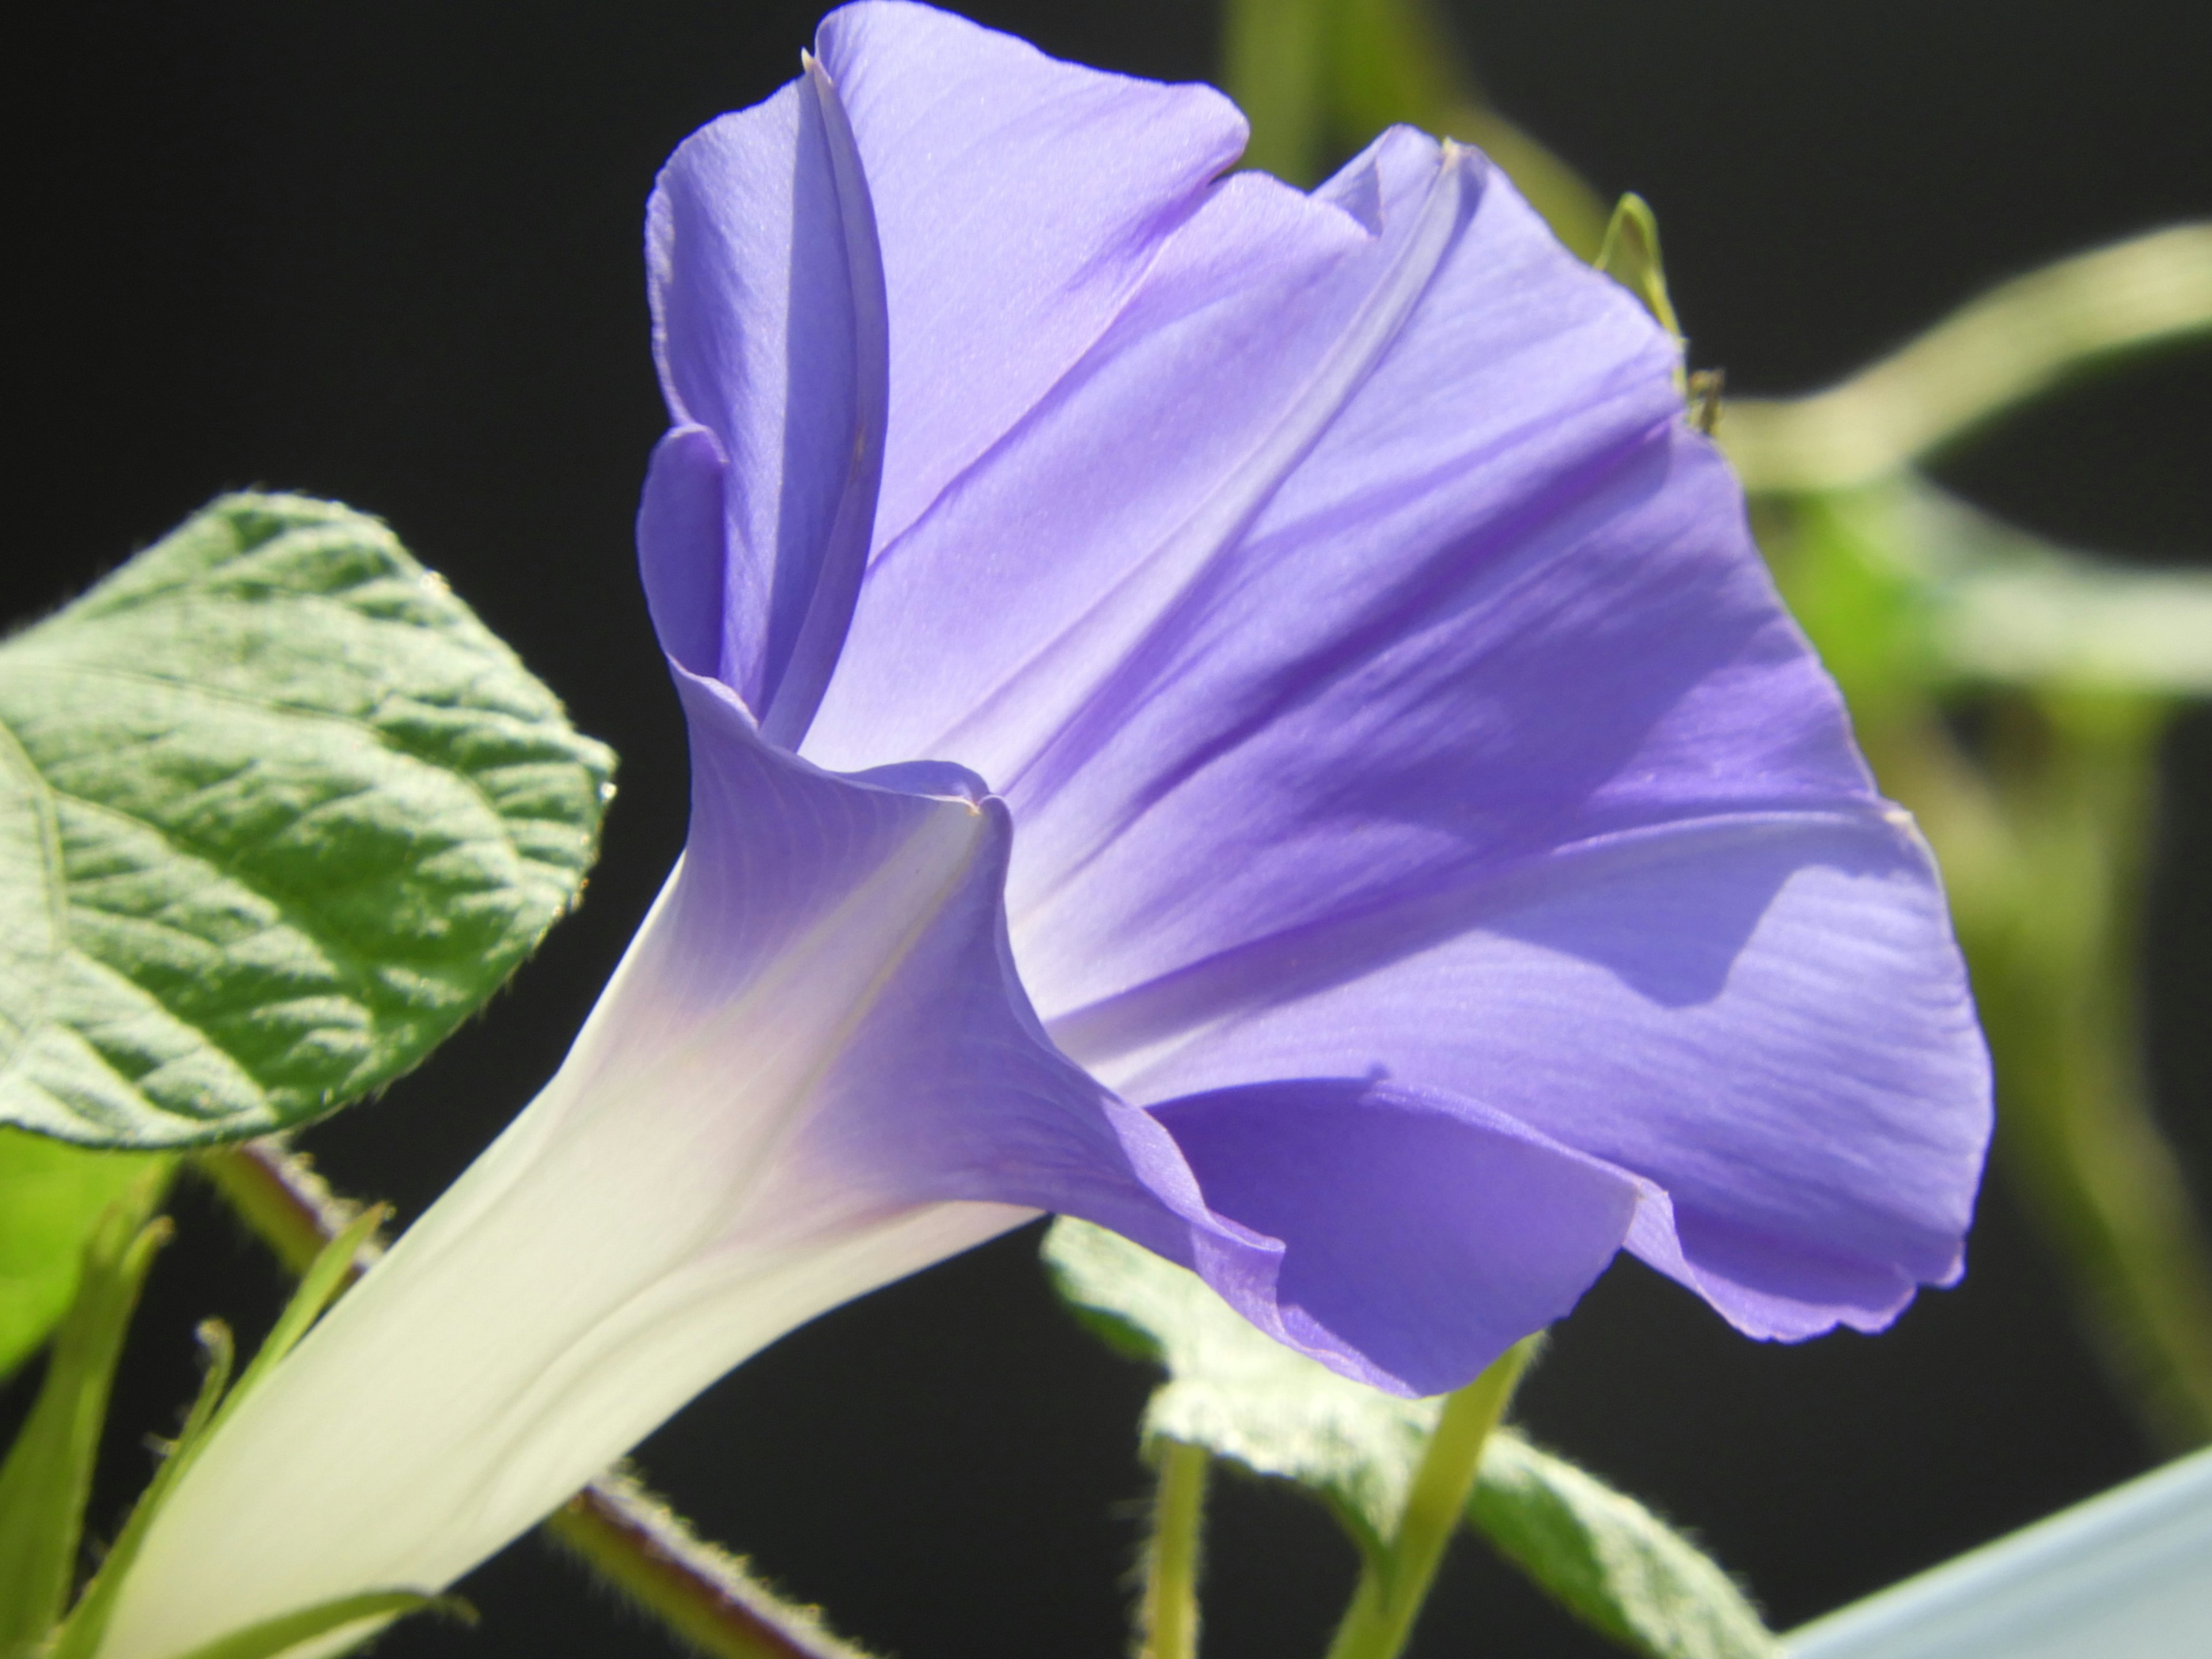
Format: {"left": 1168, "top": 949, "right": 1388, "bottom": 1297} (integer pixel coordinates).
{"left": 546, "top": 1469, "right": 874, "bottom": 1659}
{"left": 1136, "top": 1440, "right": 1210, "bottom": 1659}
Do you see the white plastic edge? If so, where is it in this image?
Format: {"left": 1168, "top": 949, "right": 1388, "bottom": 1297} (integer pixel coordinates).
{"left": 1785, "top": 1444, "right": 2212, "bottom": 1658}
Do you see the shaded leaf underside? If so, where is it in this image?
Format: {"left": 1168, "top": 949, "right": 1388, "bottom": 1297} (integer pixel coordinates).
{"left": 1043, "top": 1217, "right": 1777, "bottom": 1658}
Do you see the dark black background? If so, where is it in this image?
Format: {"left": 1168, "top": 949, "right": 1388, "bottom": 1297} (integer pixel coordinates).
{"left": 7, "top": 2, "right": 2212, "bottom": 1655}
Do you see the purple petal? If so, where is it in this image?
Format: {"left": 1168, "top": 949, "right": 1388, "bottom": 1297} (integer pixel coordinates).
{"left": 812, "top": 1, "right": 1248, "bottom": 552}
{"left": 1150, "top": 1078, "right": 1646, "bottom": 1395}
{"left": 635, "top": 423, "right": 726, "bottom": 679}
{"left": 651, "top": 10, "right": 1986, "bottom": 1372}
{"left": 669, "top": 684, "right": 1613, "bottom": 1398}
{"left": 802, "top": 132, "right": 1464, "bottom": 787}
{"left": 1006, "top": 419, "right": 1867, "bottom": 1022}
{"left": 644, "top": 56, "right": 886, "bottom": 733}
{"left": 798, "top": 115, "right": 1983, "bottom": 1340}
{"left": 1094, "top": 813, "right": 1989, "bottom": 1340}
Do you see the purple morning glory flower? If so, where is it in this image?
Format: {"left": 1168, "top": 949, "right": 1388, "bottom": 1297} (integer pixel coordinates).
{"left": 97, "top": 6, "right": 1987, "bottom": 1649}
{"left": 635, "top": 0, "right": 1991, "bottom": 1386}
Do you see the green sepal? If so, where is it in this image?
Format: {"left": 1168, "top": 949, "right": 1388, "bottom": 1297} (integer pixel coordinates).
{"left": 48, "top": 1211, "right": 373, "bottom": 1659}
{"left": 219, "top": 1202, "right": 384, "bottom": 1418}
{"left": 0, "top": 1132, "right": 167, "bottom": 1382}
{"left": 1043, "top": 1219, "right": 1779, "bottom": 1656}
{"left": 1473, "top": 1433, "right": 1778, "bottom": 1659}
{"left": 0, "top": 1169, "right": 171, "bottom": 1653}
{"left": 1595, "top": 194, "right": 1685, "bottom": 345}
{"left": 45, "top": 1322, "right": 230, "bottom": 1659}
{"left": 166, "top": 1589, "right": 473, "bottom": 1659}
{"left": 0, "top": 493, "right": 614, "bottom": 1148}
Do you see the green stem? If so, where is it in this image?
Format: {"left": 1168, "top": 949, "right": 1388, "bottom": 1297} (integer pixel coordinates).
{"left": 1137, "top": 1441, "right": 1210, "bottom": 1659}
{"left": 195, "top": 1140, "right": 378, "bottom": 1281}
{"left": 1324, "top": 1339, "right": 1535, "bottom": 1659}
{"left": 0, "top": 1172, "right": 171, "bottom": 1649}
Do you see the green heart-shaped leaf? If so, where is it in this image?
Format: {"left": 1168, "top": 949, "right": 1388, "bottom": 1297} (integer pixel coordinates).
{"left": 0, "top": 494, "right": 613, "bottom": 1147}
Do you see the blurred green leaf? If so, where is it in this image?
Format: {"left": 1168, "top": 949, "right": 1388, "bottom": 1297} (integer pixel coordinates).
{"left": 0, "top": 494, "right": 613, "bottom": 1148}
{"left": 1224, "top": 0, "right": 1331, "bottom": 183}
{"left": 1755, "top": 486, "right": 1945, "bottom": 731}
{"left": 1764, "top": 474, "right": 2212, "bottom": 703}
{"left": 1044, "top": 1219, "right": 1775, "bottom": 1656}
{"left": 0, "top": 1169, "right": 168, "bottom": 1651}
{"left": 0, "top": 1131, "right": 165, "bottom": 1381}
{"left": 1900, "top": 487, "right": 2212, "bottom": 695}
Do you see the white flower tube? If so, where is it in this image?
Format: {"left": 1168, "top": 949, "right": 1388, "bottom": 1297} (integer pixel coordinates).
{"left": 93, "top": 705, "right": 1057, "bottom": 1658}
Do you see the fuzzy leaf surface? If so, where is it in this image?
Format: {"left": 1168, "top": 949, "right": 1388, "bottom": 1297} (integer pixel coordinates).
{"left": 1475, "top": 1433, "right": 1778, "bottom": 1659}
{"left": 0, "top": 495, "right": 613, "bottom": 1147}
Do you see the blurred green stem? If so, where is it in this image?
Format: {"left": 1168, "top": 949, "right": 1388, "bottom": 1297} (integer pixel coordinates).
{"left": 1222, "top": 0, "right": 1609, "bottom": 254}
{"left": 1137, "top": 1441, "right": 1210, "bottom": 1659}
{"left": 1223, "top": 0, "right": 1330, "bottom": 182}
{"left": 1961, "top": 697, "right": 2212, "bottom": 1448}
{"left": 1764, "top": 497, "right": 2212, "bottom": 1449}
{"left": 1324, "top": 1339, "right": 1535, "bottom": 1659}
{"left": 1726, "top": 225, "right": 2212, "bottom": 491}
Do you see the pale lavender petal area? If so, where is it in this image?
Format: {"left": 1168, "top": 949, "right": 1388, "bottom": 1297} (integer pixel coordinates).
{"left": 659, "top": 674, "right": 1192, "bottom": 1257}
{"left": 644, "top": 56, "right": 887, "bottom": 738}
{"left": 811, "top": 1, "right": 1248, "bottom": 551}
